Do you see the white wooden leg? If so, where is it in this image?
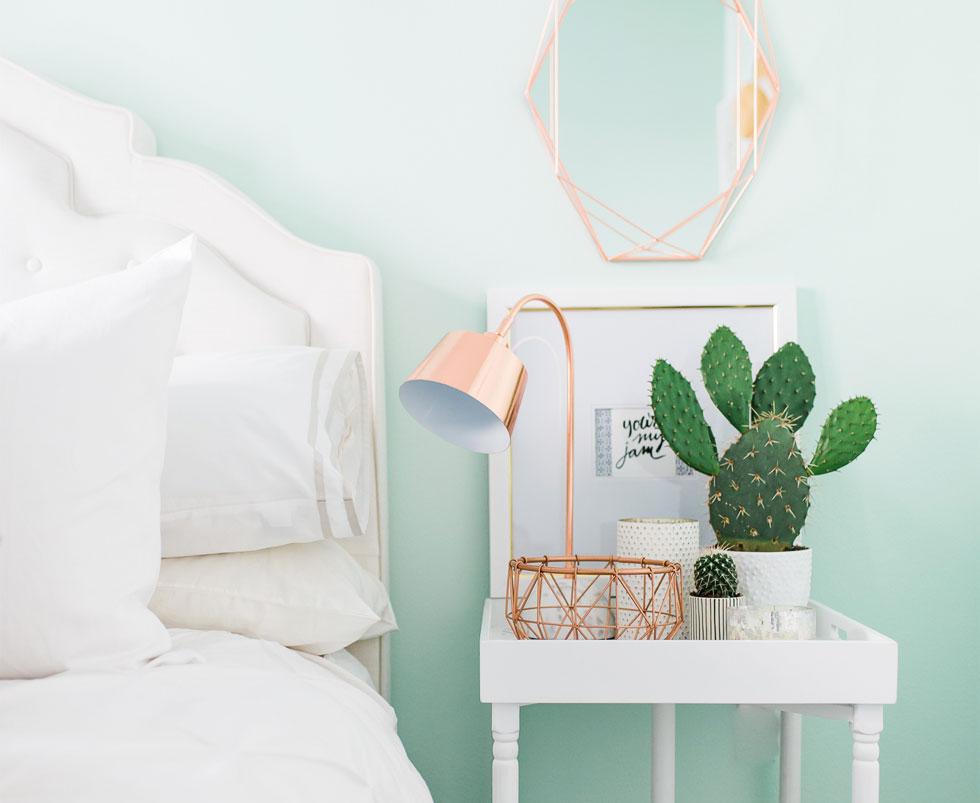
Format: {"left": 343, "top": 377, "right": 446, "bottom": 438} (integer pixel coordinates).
{"left": 650, "top": 703, "right": 676, "bottom": 803}
{"left": 492, "top": 703, "right": 520, "bottom": 803}
{"left": 779, "top": 711, "right": 802, "bottom": 803}
{"left": 850, "top": 704, "right": 883, "bottom": 803}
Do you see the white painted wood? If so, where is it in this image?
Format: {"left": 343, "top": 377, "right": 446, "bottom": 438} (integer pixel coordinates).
{"left": 0, "top": 56, "right": 391, "bottom": 694}
{"left": 485, "top": 285, "right": 798, "bottom": 598}
{"left": 779, "top": 711, "right": 802, "bottom": 803}
{"left": 651, "top": 704, "right": 676, "bottom": 803}
{"left": 850, "top": 705, "right": 883, "bottom": 803}
{"left": 480, "top": 599, "right": 897, "bottom": 705}
{"left": 481, "top": 599, "right": 895, "bottom": 799}
{"left": 491, "top": 704, "right": 521, "bottom": 803}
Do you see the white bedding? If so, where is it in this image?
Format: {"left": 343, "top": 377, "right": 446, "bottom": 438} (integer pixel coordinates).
{"left": 0, "top": 630, "right": 431, "bottom": 803}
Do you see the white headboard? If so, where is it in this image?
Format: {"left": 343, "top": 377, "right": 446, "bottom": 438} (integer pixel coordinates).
{"left": 0, "top": 56, "right": 389, "bottom": 694}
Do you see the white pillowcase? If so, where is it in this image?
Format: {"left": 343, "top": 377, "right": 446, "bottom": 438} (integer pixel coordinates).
{"left": 161, "top": 348, "right": 373, "bottom": 558}
{"left": 150, "top": 540, "right": 396, "bottom": 655}
{"left": 0, "top": 238, "right": 194, "bottom": 678}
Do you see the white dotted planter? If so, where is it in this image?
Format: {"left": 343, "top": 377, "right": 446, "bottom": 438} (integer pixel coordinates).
{"left": 688, "top": 594, "right": 743, "bottom": 640}
{"left": 727, "top": 548, "right": 812, "bottom": 608}
{"left": 617, "top": 518, "right": 699, "bottom": 638}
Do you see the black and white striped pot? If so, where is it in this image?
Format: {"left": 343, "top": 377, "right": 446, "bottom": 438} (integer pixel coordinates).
{"left": 688, "top": 593, "right": 743, "bottom": 640}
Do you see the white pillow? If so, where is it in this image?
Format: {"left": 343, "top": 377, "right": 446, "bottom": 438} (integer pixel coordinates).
{"left": 150, "top": 540, "right": 396, "bottom": 655}
{"left": 160, "top": 348, "right": 373, "bottom": 557}
{"left": 0, "top": 238, "right": 194, "bottom": 678}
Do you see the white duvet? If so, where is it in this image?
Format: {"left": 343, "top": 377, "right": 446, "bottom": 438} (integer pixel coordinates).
{"left": 0, "top": 630, "right": 432, "bottom": 803}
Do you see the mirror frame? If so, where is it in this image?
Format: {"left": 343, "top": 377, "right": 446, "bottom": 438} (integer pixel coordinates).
{"left": 526, "top": 0, "right": 780, "bottom": 262}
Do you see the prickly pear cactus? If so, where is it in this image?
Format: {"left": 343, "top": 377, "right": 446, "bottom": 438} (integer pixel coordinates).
{"left": 651, "top": 359, "right": 719, "bottom": 476}
{"left": 809, "top": 397, "right": 878, "bottom": 476}
{"left": 650, "top": 327, "right": 877, "bottom": 552}
{"left": 700, "top": 326, "right": 753, "bottom": 433}
{"left": 751, "top": 342, "right": 816, "bottom": 427}
{"left": 693, "top": 551, "right": 739, "bottom": 597}
{"left": 709, "top": 412, "right": 809, "bottom": 551}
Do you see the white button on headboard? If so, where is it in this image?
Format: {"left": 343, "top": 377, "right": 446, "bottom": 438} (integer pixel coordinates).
{"left": 25, "top": 257, "right": 42, "bottom": 273}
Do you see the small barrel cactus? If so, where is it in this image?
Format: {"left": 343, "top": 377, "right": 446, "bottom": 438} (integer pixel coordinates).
{"left": 693, "top": 551, "right": 739, "bottom": 598}
{"left": 651, "top": 326, "right": 877, "bottom": 552}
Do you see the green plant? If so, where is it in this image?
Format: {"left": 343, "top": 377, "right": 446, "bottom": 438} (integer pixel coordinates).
{"left": 692, "top": 551, "right": 739, "bottom": 597}
{"left": 650, "top": 326, "right": 877, "bottom": 552}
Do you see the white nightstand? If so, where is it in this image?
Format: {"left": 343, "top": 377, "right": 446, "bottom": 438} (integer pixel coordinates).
{"left": 480, "top": 598, "right": 897, "bottom": 803}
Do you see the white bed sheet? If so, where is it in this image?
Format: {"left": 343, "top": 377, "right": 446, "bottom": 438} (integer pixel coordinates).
{"left": 0, "top": 629, "right": 431, "bottom": 803}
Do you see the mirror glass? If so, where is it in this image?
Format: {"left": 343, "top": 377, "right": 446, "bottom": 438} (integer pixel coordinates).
{"left": 528, "top": 0, "right": 778, "bottom": 261}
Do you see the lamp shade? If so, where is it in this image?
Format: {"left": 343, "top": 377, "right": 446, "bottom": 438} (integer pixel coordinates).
{"left": 399, "top": 330, "right": 527, "bottom": 454}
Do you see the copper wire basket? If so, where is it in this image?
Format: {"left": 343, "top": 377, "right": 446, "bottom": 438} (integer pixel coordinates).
{"left": 506, "top": 555, "right": 684, "bottom": 640}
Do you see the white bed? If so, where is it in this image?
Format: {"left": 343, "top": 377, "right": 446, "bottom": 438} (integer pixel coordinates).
{"left": 0, "top": 56, "right": 429, "bottom": 801}
{"left": 0, "top": 630, "right": 429, "bottom": 803}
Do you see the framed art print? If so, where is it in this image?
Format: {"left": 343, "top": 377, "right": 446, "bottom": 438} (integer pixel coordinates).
{"left": 486, "top": 286, "right": 797, "bottom": 598}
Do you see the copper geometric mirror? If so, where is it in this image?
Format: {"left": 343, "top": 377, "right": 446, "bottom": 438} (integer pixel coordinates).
{"left": 527, "top": 0, "right": 779, "bottom": 262}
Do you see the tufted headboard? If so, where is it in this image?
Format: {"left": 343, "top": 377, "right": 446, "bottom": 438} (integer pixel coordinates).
{"left": 0, "top": 56, "right": 390, "bottom": 695}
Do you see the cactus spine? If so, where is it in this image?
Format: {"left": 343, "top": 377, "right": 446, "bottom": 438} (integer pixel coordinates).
{"left": 650, "top": 326, "right": 877, "bottom": 552}
{"left": 693, "top": 551, "right": 739, "bottom": 598}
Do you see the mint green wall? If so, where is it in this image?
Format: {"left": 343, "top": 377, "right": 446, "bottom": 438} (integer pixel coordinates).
{"left": 532, "top": 0, "right": 725, "bottom": 240}
{"left": 2, "top": 2, "right": 977, "bottom": 800}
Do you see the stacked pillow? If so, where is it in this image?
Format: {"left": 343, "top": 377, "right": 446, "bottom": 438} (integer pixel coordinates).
{"left": 0, "top": 238, "right": 195, "bottom": 678}
{"left": 151, "top": 541, "right": 394, "bottom": 656}
{"left": 0, "top": 236, "right": 393, "bottom": 679}
{"left": 150, "top": 347, "right": 394, "bottom": 652}
{"left": 160, "top": 347, "right": 374, "bottom": 556}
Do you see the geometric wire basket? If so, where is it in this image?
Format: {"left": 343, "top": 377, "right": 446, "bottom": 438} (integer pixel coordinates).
{"left": 506, "top": 555, "right": 684, "bottom": 640}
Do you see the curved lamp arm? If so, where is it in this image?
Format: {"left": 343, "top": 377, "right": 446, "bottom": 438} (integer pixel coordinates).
{"left": 493, "top": 294, "right": 574, "bottom": 556}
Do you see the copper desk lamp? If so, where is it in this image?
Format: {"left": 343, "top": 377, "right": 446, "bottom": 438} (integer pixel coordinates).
{"left": 401, "top": 294, "right": 682, "bottom": 640}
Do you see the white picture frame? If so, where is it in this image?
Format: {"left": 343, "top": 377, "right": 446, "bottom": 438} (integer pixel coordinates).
{"left": 486, "top": 286, "right": 797, "bottom": 599}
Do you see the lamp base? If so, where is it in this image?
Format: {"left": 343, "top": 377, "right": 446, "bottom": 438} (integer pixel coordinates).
{"left": 505, "top": 555, "right": 683, "bottom": 640}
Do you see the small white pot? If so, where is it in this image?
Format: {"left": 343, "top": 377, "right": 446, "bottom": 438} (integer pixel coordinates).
{"left": 688, "top": 594, "right": 743, "bottom": 640}
{"left": 727, "top": 548, "right": 812, "bottom": 607}
{"left": 617, "top": 518, "right": 699, "bottom": 637}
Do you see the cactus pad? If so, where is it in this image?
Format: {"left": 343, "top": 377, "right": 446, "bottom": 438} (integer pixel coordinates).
{"left": 708, "top": 413, "right": 809, "bottom": 552}
{"left": 751, "top": 342, "right": 816, "bottom": 428}
{"left": 701, "top": 326, "right": 753, "bottom": 433}
{"left": 649, "top": 328, "right": 876, "bottom": 552}
{"left": 809, "top": 396, "right": 877, "bottom": 476}
{"left": 693, "top": 551, "right": 739, "bottom": 597}
{"left": 650, "top": 359, "right": 719, "bottom": 476}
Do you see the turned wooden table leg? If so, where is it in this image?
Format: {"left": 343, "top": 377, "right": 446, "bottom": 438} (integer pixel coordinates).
{"left": 651, "top": 703, "right": 676, "bottom": 803}
{"left": 492, "top": 703, "right": 520, "bottom": 803}
{"left": 850, "top": 704, "right": 883, "bottom": 803}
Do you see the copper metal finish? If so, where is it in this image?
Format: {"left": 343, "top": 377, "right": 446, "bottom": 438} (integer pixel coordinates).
{"left": 506, "top": 556, "right": 684, "bottom": 640}
{"left": 403, "top": 330, "right": 527, "bottom": 442}
{"left": 404, "top": 295, "right": 682, "bottom": 639}
{"left": 525, "top": 0, "right": 780, "bottom": 262}
{"left": 494, "top": 295, "right": 575, "bottom": 557}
